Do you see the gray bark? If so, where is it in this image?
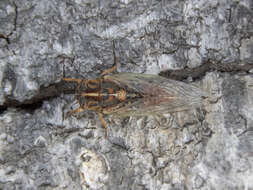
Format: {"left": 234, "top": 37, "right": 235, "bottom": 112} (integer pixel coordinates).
{"left": 0, "top": 0, "right": 253, "bottom": 189}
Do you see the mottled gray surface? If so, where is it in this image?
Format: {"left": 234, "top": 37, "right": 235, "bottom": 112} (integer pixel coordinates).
{"left": 0, "top": 0, "right": 253, "bottom": 190}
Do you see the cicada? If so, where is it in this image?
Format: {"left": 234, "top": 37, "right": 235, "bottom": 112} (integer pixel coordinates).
{"left": 63, "top": 43, "right": 208, "bottom": 128}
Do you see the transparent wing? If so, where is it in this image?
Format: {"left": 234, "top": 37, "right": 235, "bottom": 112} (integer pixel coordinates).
{"left": 103, "top": 73, "right": 208, "bottom": 117}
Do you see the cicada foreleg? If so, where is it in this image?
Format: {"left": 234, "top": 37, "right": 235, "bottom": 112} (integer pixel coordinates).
{"left": 98, "top": 113, "right": 108, "bottom": 137}
{"left": 85, "top": 79, "right": 100, "bottom": 89}
{"left": 70, "top": 107, "right": 85, "bottom": 115}
{"left": 63, "top": 77, "right": 82, "bottom": 84}
{"left": 98, "top": 113, "right": 108, "bottom": 129}
{"left": 64, "top": 106, "right": 85, "bottom": 120}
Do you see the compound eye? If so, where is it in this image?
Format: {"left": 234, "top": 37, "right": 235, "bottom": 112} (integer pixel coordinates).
{"left": 85, "top": 79, "right": 100, "bottom": 89}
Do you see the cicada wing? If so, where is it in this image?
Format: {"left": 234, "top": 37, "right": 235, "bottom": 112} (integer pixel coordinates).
{"left": 104, "top": 73, "right": 208, "bottom": 117}
{"left": 103, "top": 97, "right": 191, "bottom": 117}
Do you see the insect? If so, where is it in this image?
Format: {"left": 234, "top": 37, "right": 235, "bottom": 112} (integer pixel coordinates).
{"left": 63, "top": 42, "right": 208, "bottom": 129}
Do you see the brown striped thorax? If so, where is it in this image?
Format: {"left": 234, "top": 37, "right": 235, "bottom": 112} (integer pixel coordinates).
{"left": 63, "top": 76, "right": 142, "bottom": 115}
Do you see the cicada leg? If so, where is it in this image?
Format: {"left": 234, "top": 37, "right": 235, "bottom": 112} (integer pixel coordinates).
{"left": 63, "top": 78, "right": 82, "bottom": 84}
{"left": 98, "top": 113, "right": 108, "bottom": 137}
{"left": 85, "top": 79, "right": 100, "bottom": 89}
{"left": 100, "top": 41, "right": 118, "bottom": 76}
{"left": 65, "top": 107, "right": 84, "bottom": 119}
{"left": 71, "top": 107, "right": 85, "bottom": 114}
{"left": 98, "top": 113, "right": 107, "bottom": 129}
{"left": 100, "top": 64, "right": 117, "bottom": 76}
{"left": 85, "top": 100, "right": 102, "bottom": 111}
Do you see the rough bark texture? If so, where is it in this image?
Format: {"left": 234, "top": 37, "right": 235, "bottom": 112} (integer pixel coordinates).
{"left": 0, "top": 0, "right": 253, "bottom": 190}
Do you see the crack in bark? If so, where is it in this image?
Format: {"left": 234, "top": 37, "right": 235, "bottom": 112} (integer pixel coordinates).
{"left": 0, "top": 34, "right": 10, "bottom": 44}
{"left": 1, "top": 81, "right": 76, "bottom": 112}
{"left": 159, "top": 60, "right": 253, "bottom": 81}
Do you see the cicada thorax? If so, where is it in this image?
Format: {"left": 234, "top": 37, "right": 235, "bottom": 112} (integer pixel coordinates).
{"left": 76, "top": 77, "right": 142, "bottom": 114}
{"left": 75, "top": 79, "right": 102, "bottom": 112}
